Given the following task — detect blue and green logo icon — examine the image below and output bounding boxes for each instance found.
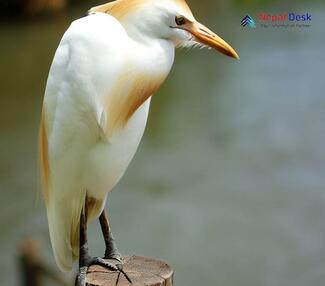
[241,15,256,28]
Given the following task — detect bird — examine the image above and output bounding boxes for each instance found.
[39,0,239,284]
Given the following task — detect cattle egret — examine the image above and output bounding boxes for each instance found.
[39,0,239,284]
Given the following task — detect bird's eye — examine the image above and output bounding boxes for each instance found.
[175,16,186,26]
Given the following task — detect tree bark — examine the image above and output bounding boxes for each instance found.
[86,256,173,286]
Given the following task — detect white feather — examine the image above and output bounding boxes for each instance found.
[43,12,174,271]
[41,0,235,273]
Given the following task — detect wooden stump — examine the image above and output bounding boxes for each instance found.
[86,256,173,286]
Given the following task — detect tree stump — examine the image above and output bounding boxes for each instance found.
[86,256,173,286]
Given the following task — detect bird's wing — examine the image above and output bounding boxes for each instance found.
[39,13,129,271]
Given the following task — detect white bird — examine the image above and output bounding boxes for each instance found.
[39,0,238,284]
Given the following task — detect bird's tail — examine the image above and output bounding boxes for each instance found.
[47,191,105,272]
[46,192,85,272]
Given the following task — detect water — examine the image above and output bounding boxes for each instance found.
[1,1,325,285]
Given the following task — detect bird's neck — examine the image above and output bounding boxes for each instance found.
[104,38,175,136]
[132,37,175,79]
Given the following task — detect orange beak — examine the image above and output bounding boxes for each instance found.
[182,21,239,59]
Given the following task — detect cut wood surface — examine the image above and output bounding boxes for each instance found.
[86,256,173,286]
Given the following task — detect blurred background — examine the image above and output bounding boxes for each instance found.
[1,0,325,285]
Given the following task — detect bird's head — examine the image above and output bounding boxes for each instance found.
[90,0,239,59]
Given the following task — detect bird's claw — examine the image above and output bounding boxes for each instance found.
[76,257,132,286]
[99,258,132,285]
[90,257,121,271]
[75,266,87,286]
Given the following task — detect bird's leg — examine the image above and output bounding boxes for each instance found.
[99,210,121,261]
[76,203,89,286]
[99,210,132,283]
[76,198,130,286]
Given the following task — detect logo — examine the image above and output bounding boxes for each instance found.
[259,12,312,22]
[241,12,312,29]
[259,12,312,28]
[241,15,256,28]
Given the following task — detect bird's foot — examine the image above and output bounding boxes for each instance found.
[76,256,132,286]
